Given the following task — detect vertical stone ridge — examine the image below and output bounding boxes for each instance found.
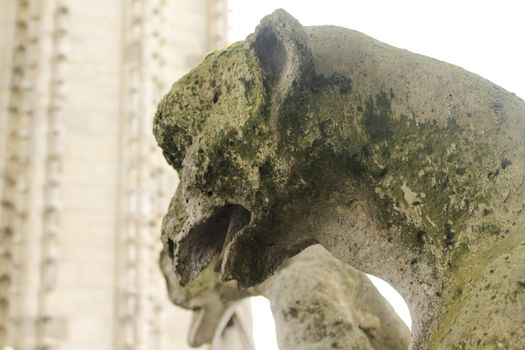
[0,0,35,347]
[116,0,166,348]
[35,0,68,347]
[145,0,170,348]
[116,1,146,347]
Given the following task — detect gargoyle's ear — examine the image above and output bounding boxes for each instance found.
[247,10,313,114]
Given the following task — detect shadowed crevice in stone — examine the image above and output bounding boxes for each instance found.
[175,204,251,285]
[167,238,175,259]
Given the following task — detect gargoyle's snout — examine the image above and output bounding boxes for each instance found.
[172,204,251,286]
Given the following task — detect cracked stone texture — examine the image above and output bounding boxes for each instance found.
[161,244,410,349]
[154,9,525,349]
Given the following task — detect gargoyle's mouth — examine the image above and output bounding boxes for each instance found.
[172,204,251,286]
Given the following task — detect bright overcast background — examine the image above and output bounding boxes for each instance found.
[227,1,525,349]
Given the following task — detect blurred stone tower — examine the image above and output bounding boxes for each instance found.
[0,1,250,350]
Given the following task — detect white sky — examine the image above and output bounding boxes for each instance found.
[228,1,525,348]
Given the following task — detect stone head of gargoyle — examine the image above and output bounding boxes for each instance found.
[154,10,326,287]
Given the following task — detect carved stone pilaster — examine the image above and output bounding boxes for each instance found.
[117,1,151,348]
[0,1,68,348]
[36,0,68,347]
[0,0,35,346]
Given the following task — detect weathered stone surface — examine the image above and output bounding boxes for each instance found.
[154,9,525,349]
[162,244,410,349]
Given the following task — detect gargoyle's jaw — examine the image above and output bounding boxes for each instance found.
[167,198,317,288]
[187,302,226,347]
[215,232,268,288]
[216,219,284,288]
[172,204,251,286]
[217,220,320,288]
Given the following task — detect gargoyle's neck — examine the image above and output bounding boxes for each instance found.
[297,181,440,343]
[301,167,522,348]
